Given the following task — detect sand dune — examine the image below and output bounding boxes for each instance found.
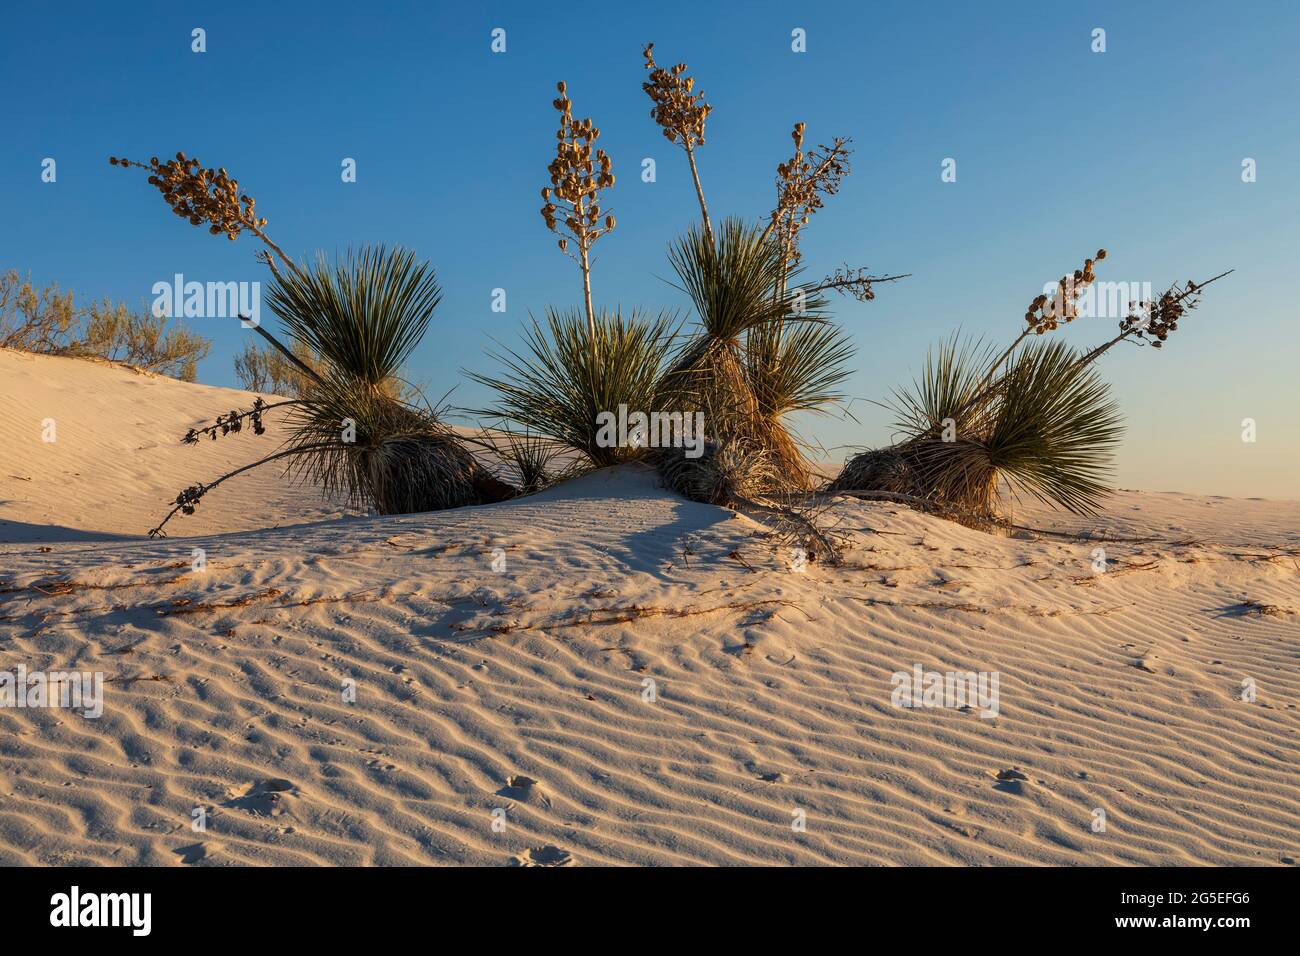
[1,351,1296,865]
[0,349,344,543]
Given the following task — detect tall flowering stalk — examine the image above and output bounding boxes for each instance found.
[638,47,907,503]
[761,124,908,305]
[763,123,850,303]
[540,82,615,337]
[1076,269,1232,367]
[967,248,1109,401]
[108,152,320,385]
[642,43,713,244]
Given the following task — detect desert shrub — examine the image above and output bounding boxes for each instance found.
[472,55,892,507]
[233,339,324,396]
[0,270,209,380]
[0,270,78,351]
[745,317,854,428]
[76,298,211,381]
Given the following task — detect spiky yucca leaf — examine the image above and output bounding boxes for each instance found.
[746,318,855,419]
[981,340,1123,512]
[494,430,574,495]
[891,339,1123,515]
[266,245,441,386]
[888,335,998,439]
[668,218,795,347]
[471,308,679,467]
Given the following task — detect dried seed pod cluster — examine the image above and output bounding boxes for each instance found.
[183,398,268,444]
[109,152,266,241]
[540,81,615,255]
[172,482,206,517]
[641,43,711,147]
[1120,278,1201,349]
[1025,248,1107,334]
[820,264,880,302]
[770,124,852,272]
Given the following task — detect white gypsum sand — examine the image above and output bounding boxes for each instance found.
[0,348,1296,866]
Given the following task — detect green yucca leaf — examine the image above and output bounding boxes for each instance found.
[470,307,679,467]
[892,337,1123,515]
[746,318,855,418]
[889,335,999,439]
[985,340,1123,513]
[668,218,815,346]
[266,245,441,386]
[492,429,575,494]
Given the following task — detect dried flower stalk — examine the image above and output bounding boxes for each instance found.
[763,123,852,300]
[109,151,321,385]
[540,82,615,336]
[970,249,1231,409]
[1077,268,1233,367]
[810,264,912,302]
[642,43,713,244]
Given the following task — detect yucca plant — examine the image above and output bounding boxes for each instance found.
[111,152,515,533]
[830,251,1229,522]
[668,218,791,354]
[265,245,440,389]
[845,338,1123,518]
[980,340,1123,512]
[471,307,678,468]
[258,245,515,514]
[745,314,855,477]
[665,218,791,430]
[149,245,512,535]
[489,429,578,495]
[276,368,481,516]
[661,217,846,494]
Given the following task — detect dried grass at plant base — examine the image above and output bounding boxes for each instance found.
[654,439,783,508]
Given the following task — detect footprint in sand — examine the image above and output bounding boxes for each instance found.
[744,761,785,783]
[223,778,298,817]
[992,767,1030,795]
[497,775,550,807]
[173,842,214,865]
[509,845,576,867]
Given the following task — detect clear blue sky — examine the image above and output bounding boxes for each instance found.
[3,0,1297,498]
